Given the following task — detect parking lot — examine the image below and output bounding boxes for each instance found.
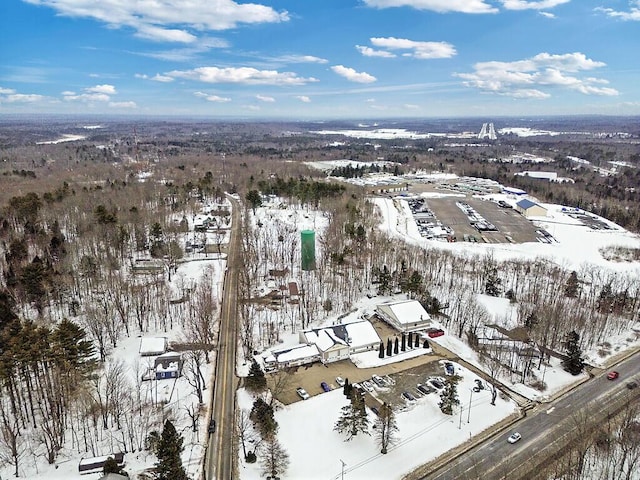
[409,193,540,244]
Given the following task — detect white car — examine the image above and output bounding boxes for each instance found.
[507,432,522,444]
[296,387,310,400]
[335,376,345,387]
[362,381,374,392]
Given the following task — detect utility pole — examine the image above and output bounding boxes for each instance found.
[340,459,347,480]
[467,389,473,423]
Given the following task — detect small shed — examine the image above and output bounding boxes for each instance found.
[515,199,547,218]
[139,337,167,356]
[154,351,183,380]
[79,453,125,474]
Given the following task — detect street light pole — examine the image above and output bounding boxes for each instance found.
[467,388,473,423]
[340,459,347,480]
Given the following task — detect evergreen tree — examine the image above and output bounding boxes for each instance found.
[405,270,423,298]
[564,271,580,298]
[245,359,267,392]
[562,330,585,375]
[438,375,461,415]
[484,266,502,297]
[386,338,392,357]
[401,334,406,352]
[103,456,127,476]
[250,397,278,438]
[414,334,420,348]
[343,379,352,398]
[408,331,413,348]
[334,389,370,441]
[245,190,262,214]
[154,420,188,480]
[393,338,399,354]
[378,341,384,359]
[375,402,399,454]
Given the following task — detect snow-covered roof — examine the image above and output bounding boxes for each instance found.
[272,344,319,363]
[343,320,381,348]
[502,186,527,195]
[303,320,380,352]
[156,361,180,373]
[377,299,430,325]
[139,337,167,355]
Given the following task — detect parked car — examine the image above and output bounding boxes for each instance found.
[444,362,455,375]
[607,371,619,380]
[428,378,445,390]
[402,391,416,402]
[321,381,331,392]
[417,383,432,395]
[335,376,345,387]
[627,381,638,390]
[362,381,374,392]
[427,328,445,338]
[208,419,216,434]
[296,387,310,400]
[507,432,522,444]
[372,374,386,388]
[474,379,485,390]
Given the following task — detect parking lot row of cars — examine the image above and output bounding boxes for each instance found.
[296,374,396,400]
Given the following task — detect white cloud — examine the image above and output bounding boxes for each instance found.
[356,45,396,58]
[539,11,556,18]
[499,0,570,10]
[63,92,111,102]
[455,52,618,98]
[194,92,232,102]
[0,92,45,103]
[296,95,311,103]
[136,37,229,61]
[164,66,317,85]
[109,101,137,108]
[256,94,275,102]
[86,84,116,94]
[24,0,289,43]
[595,5,640,21]
[362,0,498,14]
[152,74,175,82]
[369,37,457,59]
[331,65,377,83]
[275,55,329,64]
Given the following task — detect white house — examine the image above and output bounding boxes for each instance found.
[376,299,432,333]
[300,320,381,363]
[261,344,321,372]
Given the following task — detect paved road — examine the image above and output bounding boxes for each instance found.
[205,196,242,480]
[423,352,640,480]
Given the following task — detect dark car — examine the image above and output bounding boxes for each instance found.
[417,384,432,395]
[321,381,331,392]
[444,362,455,375]
[402,391,416,402]
[208,419,216,434]
[627,381,638,390]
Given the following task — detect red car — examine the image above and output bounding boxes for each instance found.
[607,371,619,380]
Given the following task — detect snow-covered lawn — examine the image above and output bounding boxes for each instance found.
[238,360,519,480]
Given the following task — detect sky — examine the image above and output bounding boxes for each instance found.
[1,0,640,118]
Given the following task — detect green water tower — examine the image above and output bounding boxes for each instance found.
[301,230,316,271]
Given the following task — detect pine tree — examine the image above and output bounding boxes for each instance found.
[401,334,406,352]
[245,359,267,392]
[334,390,370,441]
[408,331,413,348]
[562,330,585,375]
[484,265,502,297]
[378,341,384,359]
[386,338,392,356]
[393,338,399,354]
[438,375,461,415]
[564,271,580,298]
[154,420,188,480]
[343,378,351,398]
[414,334,420,348]
[375,402,399,454]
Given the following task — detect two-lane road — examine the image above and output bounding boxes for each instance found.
[205,197,242,480]
[422,352,640,480]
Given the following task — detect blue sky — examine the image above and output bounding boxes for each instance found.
[1,0,639,118]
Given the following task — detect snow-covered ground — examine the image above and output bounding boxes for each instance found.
[237,360,519,480]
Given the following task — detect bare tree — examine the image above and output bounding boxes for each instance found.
[374,402,398,454]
